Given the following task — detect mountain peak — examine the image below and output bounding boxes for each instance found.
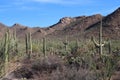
[11,23,27,29]
[13,23,23,27]
[92,14,102,17]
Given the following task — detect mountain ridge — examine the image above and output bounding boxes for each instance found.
[0,7,119,40]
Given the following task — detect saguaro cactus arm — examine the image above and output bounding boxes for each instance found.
[92,37,105,47]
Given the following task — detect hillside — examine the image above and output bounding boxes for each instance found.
[47,14,103,39]
[85,7,120,39]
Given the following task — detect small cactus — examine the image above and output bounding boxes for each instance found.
[108,40,112,54]
[25,33,29,55]
[63,36,68,51]
[29,32,32,55]
[75,39,79,49]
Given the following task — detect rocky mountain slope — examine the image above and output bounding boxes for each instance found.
[47,14,103,39]
[0,7,119,40]
[85,7,120,39]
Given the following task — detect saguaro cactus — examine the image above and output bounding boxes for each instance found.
[13,29,18,54]
[92,19,105,55]
[25,33,29,55]
[3,29,10,74]
[29,32,32,55]
[43,37,46,57]
[25,32,32,59]
[63,36,68,51]
[108,40,112,54]
[99,19,103,55]
[4,31,9,63]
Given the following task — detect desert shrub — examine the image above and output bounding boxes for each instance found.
[14,67,33,79]
[32,43,40,53]
[48,67,96,80]
[30,54,97,80]
[31,55,63,73]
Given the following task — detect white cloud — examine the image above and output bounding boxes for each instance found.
[31,0,93,5]
[33,0,61,3]
[0,0,95,12]
[31,0,60,3]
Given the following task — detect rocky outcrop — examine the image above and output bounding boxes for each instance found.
[50,17,76,30]
[60,17,75,24]
[46,14,103,39]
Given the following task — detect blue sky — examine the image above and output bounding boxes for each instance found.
[0,0,120,27]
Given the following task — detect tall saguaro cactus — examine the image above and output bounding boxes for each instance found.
[99,19,103,55]
[13,29,18,54]
[92,19,105,55]
[4,31,9,63]
[3,29,10,74]
[29,32,32,55]
[25,32,32,59]
[43,37,46,57]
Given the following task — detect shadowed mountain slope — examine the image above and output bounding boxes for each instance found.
[85,7,120,39]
